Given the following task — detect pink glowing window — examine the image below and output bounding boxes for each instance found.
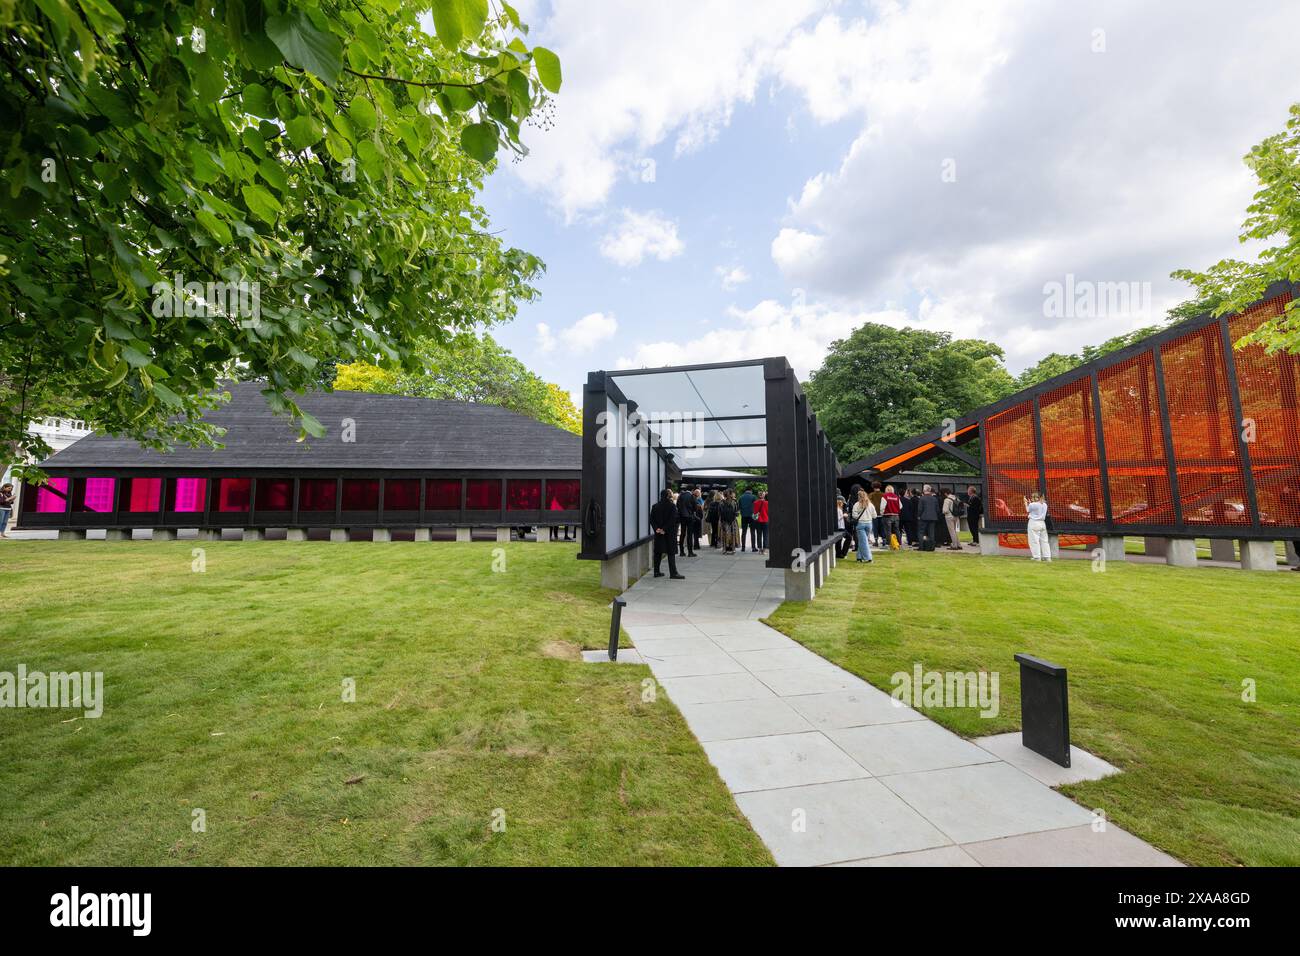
[342,479,379,511]
[426,479,461,510]
[73,477,116,513]
[384,479,420,511]
[299,479,336,512]
[506,479,541,511]
[547,479,580,511]
[255,479,292,511]
[169,478,207,512]
[217,478,251,512]
[33,477,69,513]
[125,477,163,513]
[465,479,501,510]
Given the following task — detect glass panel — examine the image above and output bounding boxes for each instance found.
[169,478,208,513]
[465,478,501,510]
[426,479,460,510]
[34,477,70,513]
[125,477,163,513]
[547,479,580,510]
[299,479,337,512]
[506,479,541,511]
[217,477,251,512]
[384,479,420,511]
[72,477,116,513]
[255,478,293,511]
[341,479,379,511]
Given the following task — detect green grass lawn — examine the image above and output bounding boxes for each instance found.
[766,548,1300,866]
[0,541,771,866]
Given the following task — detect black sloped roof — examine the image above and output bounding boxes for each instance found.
[41,382,581,471]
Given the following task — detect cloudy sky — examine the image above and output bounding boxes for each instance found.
[480,0,1300,403]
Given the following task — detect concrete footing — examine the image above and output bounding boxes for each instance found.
[104,529,131,542]
[371,528,391,542]
[414,528,432,542]
[1047,533,1061,561]
[455,527,472,543]
[243,528,265,541]
[151,528,176,541]
[1286,540,1300,568]
[1165,538,1197,567]
[812,551,824,588]
[601,552,629,591]
[784,567,814,602]
[1209,538,1236,562]
[978,532,1001,556]
[536,527,552,544]
[330,528,350,543]
[1239,539,1278,571]
[634,541,651,577]
[495,526,511,544]
[1099,535,1126,561]
[286,528,308,542]
[197,529,221,541]
[1143,536,1168,558]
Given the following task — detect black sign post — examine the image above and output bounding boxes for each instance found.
[1014,653,1070,767]
[608,597,626,661]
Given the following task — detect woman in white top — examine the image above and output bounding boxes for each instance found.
[1023,493,1051,561]
[852,488,877,563]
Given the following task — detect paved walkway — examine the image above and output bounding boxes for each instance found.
[621,547,1180,867]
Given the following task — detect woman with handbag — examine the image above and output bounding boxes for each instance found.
[851,488,876,563]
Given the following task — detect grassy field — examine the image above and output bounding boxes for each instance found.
[766,548,1300,866]
[0,540,771,866]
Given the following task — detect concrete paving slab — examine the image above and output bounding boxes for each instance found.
[730,646,839,673]
[645,651,746,678]
[710,630,793,652]
[734,779,951,867]
[677,697,814,742]
[830,846,981,867]
[657,672,776,705]
[826,721,1000,776]
[882,762,1095,844]
[757,667,869,698]
[973,732,1121,786]
[785,689,925,729]
[703,731,870,792]
[631,635,721,658]
[962,823,1183,867]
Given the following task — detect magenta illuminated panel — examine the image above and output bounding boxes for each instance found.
[170,478,208,513]
[35,477,69,513]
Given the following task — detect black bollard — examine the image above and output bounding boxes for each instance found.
[1014,653,1071,767]
[608,597,626,661]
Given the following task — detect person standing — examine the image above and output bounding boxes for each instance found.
[901,487,919,548]
[739,487,756,552]
[851,488,876,562]
[942,489,963,550]
[868,482,885,547]
[917,484,940,551]
[719,490,739,554]
[966,485,983,546]
[0,482,14,538]
[693,488,705,551]
[880,484,901,549]
[708,491,722,548]
[677,487,697,557]
[753,491,769,554]
[1024,493,1051,561]
[651,489,685,578]
[835,495,852,558]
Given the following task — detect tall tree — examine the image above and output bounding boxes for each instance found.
[334,334,581,434]
[0,0,560,469]
[804,324,1015,465]
[1170,103,1300,351]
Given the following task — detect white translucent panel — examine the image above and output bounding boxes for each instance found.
[609,363,765,421]
[622,441,636,546]
[646,416,767,449]
[638,440,651,536]
[604,396,623,553]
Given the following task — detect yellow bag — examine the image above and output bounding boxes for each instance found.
[890,533,900,550]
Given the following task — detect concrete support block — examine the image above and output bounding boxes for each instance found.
[330,528,350,543]
[57,529,87,541]
[243,528,265,542]
[1099,535,1126,561]
[286,528,308,542]
[197,528,221,541]
[784,567,814,602]
[978,533,1002,557]
[636,542,651,576]
[151,528,176,542]
[1047,533,1061,561]
[812,551,824,589]
[495,526,511,544]
[104,529,131,542]
[1239,539,1278,572]
[829,545,837,570]
[1143,536,1168,558]
[1285,540,1300,567]
[455,527,472,543]
[414,528,432,542]
[1209,538,1236,562]
[371,527,392,542]
[1165,538,1197,567]
[601,553,629,591]
[536,526,552,544]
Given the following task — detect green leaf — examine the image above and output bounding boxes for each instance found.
[430,0,488,51]
[242,83,273,117]
[347,96,376,131]
[459,122,498,163]
[284,114,324,150]
[265,9,343,85]
[194,209,232,245]
[241,184,282,224]
[532,46,561,93]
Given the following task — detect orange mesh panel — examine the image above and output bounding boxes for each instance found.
[1097,352,1175,524]
[1229,292,1300,530]
[1159,325,1249,526]
[984,401,1037,521]
[998,533,1098,549]
[1039,376,1103,523]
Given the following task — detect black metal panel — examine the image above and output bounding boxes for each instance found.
[764,358,800,569]
[1014,653,1070,767]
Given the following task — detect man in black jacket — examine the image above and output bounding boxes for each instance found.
[677,487,697,557]
[650,489,685,578]
[965,485,983,545]
[917,484,940,551]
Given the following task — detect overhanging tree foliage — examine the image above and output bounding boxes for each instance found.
[1014,326,1161,389]
[0,0,560,469]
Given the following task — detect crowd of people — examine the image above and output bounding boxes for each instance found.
[836,481,985,562]
[649,485,769,578]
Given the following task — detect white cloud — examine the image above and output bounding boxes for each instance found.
[535,322,557,353]
[599,209,684,267]
[716,265,751,290]
[564,312,619,352]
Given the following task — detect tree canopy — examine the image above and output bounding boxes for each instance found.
[1014,326,1161,389]
[0,0,560,468]
[1171,103,1300,352]
[334,333,580,434]
[803,324,1015,466]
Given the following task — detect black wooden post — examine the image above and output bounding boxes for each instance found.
[1014,653,1070,767]
[608,597,626,661]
